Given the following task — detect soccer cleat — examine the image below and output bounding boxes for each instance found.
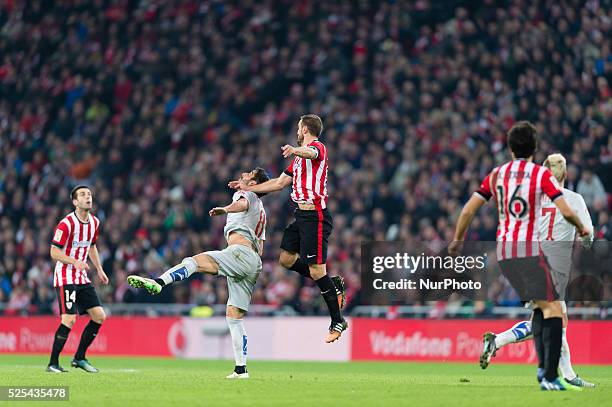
[537,368,545,383]
[325,319,348,343]
[565,376,595,388]
[46,364,68,373]
[71,358,99,373]
[331,275,346,309]
[479,332,497,369]
[127,275,162,295]
[226,372,250,379]
[540,377,582,391]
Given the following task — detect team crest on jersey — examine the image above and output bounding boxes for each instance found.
[66,302,73,310]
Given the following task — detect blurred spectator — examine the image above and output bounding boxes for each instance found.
[577,168,608,210]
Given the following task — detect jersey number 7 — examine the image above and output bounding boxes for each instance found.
[542,207,556,240]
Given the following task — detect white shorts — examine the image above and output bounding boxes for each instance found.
[205,244,262,311]
[541,242,573,301]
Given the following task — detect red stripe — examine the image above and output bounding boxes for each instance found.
[92,216,99,245]
[316,208,324,264]
[316,146,327,209]
[291,158,299,201]
[526,165,541,257]
[62,216,76,286]
[255,211,265,237]
[83,221,91,261]
[82,220,92,284]
[74,221,84,284]
[511,161,527,258]
[500,163,512,259]
[59,287,66,314]
[312,161,320,209]
[300,158,308,201]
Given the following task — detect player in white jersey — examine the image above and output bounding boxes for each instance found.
[127,168,269,379]
[47,185,109,373]
[480,154,595,387]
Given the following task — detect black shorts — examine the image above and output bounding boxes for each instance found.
[280,208,333,264]
[56,283,102,315]
[498,255,559,302]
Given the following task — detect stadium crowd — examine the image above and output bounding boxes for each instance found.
[0,0,610,316]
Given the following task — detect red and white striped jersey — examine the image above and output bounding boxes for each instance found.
[474,159,562,259]
[283,140,329,209]
[50,211,100,287]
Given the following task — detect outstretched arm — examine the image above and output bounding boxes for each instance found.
[228,173,292,195]
[209,197,249,216]
[281,144,318,159]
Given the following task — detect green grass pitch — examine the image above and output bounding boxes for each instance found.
[0,355,609,406]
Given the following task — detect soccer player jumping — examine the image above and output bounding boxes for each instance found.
[229,114,348,343]
[127,168,269,379]
[480,153,595,388]
[449,122,590,391]
[48,186,109,373]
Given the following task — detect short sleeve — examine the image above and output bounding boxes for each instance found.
[541,168,563,201]
[474,173,492,201]
[232,191,250,202]
[309,141,325,161]
[232,191,250,211]
[91,217,100,245]
[51,221,70,248]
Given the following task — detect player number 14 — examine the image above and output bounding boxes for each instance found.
[65,290,76,302]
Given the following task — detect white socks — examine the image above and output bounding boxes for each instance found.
[226,317,247,367]
[158,257,198,285]
[494,320,532,348]
[559,327,577,380]
[494,321,577,380]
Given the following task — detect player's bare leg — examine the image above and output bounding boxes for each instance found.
[281,249,346,308]
[71,306,105,373]
[307,263,348,343]
[127,253,219,294]
[225,305,249,379]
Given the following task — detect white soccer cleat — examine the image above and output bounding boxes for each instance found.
[226,371,250,379]
[565,376,595,388]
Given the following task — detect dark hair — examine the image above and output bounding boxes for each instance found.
[70,185,91,201]
[507,121,537,159]
[300,114,323,137]
[252,167,270,197]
